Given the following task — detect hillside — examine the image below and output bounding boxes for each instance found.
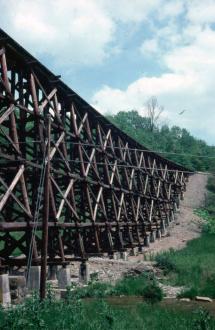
[106,111,215,172]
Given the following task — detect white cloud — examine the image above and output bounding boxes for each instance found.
[0,0,115,67]
[103,0,163,23]
[186,0,215,25]
[140,39,159,54]
[92,20,215,144]
[158,0,184,20]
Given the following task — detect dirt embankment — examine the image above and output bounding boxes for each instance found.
[143,173,208,255]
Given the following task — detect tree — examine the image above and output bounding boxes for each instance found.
[146,96,163,132]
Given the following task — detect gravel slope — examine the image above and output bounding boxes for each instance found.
[143,173,208,255]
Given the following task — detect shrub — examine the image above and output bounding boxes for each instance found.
[141,282,163,304]
[155,251,177,274]
[178,287,198,300]
[195,209,215,234]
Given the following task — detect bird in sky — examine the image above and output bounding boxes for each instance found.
[178,109,187,115]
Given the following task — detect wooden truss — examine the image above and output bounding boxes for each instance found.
[0,29,191,268]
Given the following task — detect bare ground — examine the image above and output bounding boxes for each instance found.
[142,173,208,255]
[70,173,208,296]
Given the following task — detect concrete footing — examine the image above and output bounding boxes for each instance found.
[120,251,128,261]
[79,262,90,284]
[27,266,41,291]
[150,231,156,243]
[48,265,58,281]
[0,273,11,307]
[170,211,175,221]
[109,252,120,260]
[144,235,150,247]
[130,247,139,256]
[138,246,144,253]
[165,216,170,226]
[113,252,121,260]
[57,266,71,289]
[160,221,166,235]
[156,229,161,239]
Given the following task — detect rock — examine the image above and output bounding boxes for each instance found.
[179,298,191,302]
[195,296,213,302]
[9,276,26,290]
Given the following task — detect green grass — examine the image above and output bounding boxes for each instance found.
[155,233,215,298]
[1,294,215,330]
[71,273,163,303]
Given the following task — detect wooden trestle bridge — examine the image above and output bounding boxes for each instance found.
[0,29,191,276]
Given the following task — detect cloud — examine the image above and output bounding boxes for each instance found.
[0,0,115,67]
[103,0,163,23]
[186,0,215,25]
[140,39,159,54]
[92,17,215,144]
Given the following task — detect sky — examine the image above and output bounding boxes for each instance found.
[0,0,215,145]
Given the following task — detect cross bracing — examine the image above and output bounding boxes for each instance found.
[0,29,192,269]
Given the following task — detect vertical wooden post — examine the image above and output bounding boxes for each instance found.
[40,114,51,300]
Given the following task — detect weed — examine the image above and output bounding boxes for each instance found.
[155,250,177,274]
[178,287,198,299]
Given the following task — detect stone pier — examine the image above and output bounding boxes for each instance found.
[57,266,71,289]
[150,231,156,243]
[79,261,90,284]
[144,235,150,247]
[0,273,11,307]
[27,266,41,291]
[48,265,58,281]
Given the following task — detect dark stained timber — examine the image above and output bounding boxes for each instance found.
[0,29,192,268]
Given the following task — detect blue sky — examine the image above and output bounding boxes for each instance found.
[1,0,215,145]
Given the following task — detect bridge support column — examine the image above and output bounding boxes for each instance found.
[110,252,120,260]
[114,252,121,260]
[27,266,41,291]
[156,229,161,239]
[120,251,128,261]
[79,261,90,284]
[48,265,58,281]
[150,231,156,243]
[170,211,175,222]
[0,273,11,307]
[57,266,71,289]
[138,246,144,253]
[165,215,170,226]
[144,235,150,247]
[160,220,166,236]
[130,247,138,256]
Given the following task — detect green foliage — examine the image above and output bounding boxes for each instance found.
[113,273,163,302]
[155,233,215,298]
[106,111,215,172]
[178,287,198,299]
[196,209,215,234]
[155,249,178,274]
[141,282,163,304]
[205,175,215,217]
[195,175,215,234]
[72,282,114,299]
[1,294,215,330]
[193,309,214,330]
[71,273,163,303]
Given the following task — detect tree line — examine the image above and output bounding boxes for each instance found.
[106,110,215,172]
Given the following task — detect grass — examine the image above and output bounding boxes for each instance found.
[72,273,163,303]
[155,174,215,299]
[1,293,215,330]
[155,232,215,298]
